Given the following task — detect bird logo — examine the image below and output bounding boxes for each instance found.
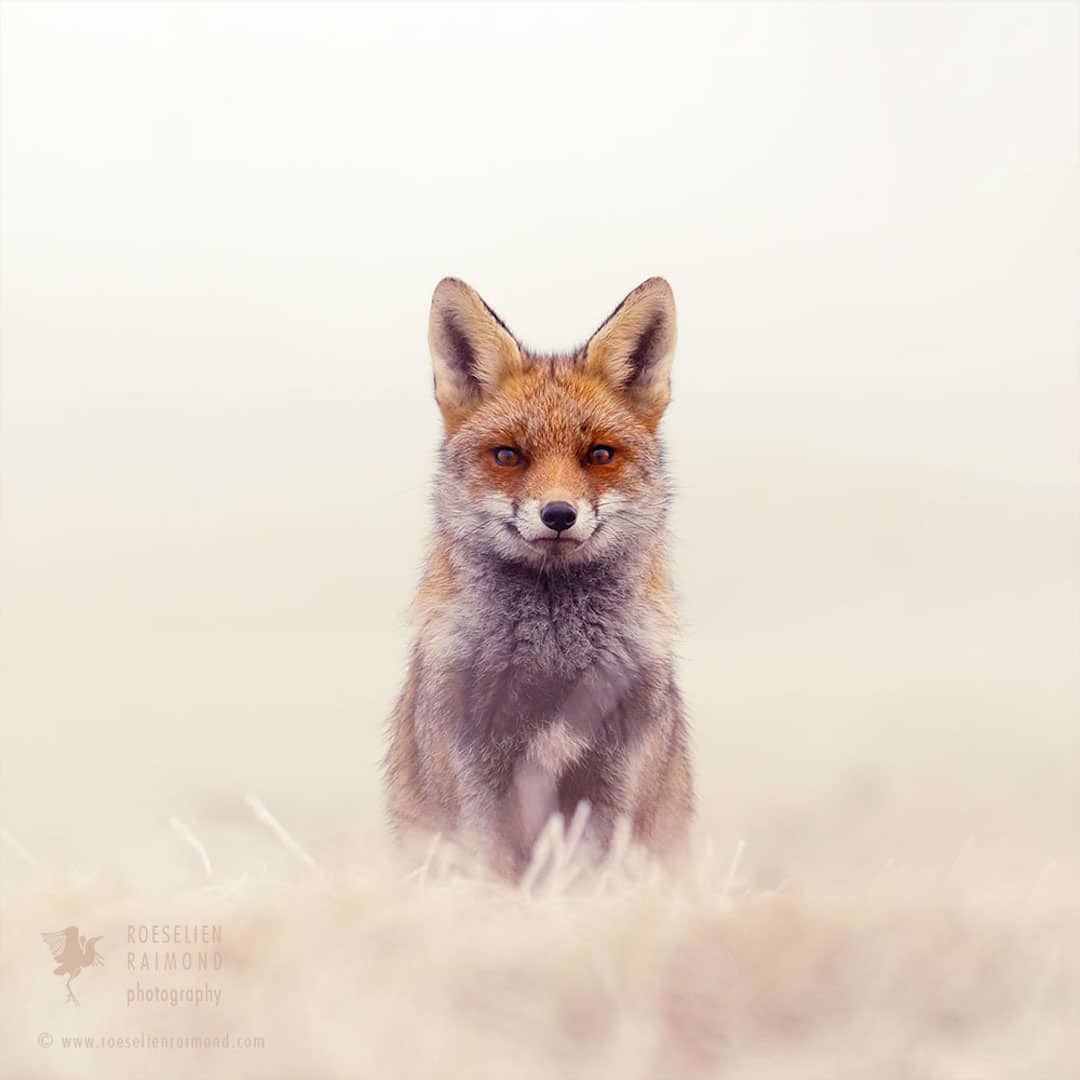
[41,926,104,1005]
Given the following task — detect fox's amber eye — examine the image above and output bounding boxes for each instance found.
[493,446,521,467]
[587,445,615,466]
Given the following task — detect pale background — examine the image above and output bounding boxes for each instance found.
[2,1,1078,885]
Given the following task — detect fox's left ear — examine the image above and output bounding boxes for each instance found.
[429,278,524,428]
[584,277,677,420]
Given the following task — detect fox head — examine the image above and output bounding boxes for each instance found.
[428,277,677,570]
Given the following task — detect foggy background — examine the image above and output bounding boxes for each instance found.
[1,1,1078,884]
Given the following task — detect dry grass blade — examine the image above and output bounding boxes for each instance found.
[245,794,331,889]
[168,815,214,880]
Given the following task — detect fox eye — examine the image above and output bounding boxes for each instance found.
[493,446,522,467]
[587,445,615,466]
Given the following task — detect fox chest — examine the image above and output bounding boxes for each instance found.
[447,585,640,740]
[477,577,627,670]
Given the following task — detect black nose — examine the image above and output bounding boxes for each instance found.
[540,501,577,533]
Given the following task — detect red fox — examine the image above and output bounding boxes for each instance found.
[385,277,693,877]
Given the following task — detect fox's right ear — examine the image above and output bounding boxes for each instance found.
[429,278,523,427]
[584,277,677,423]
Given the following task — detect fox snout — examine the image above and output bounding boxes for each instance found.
[539,501,577,533]
[512,495,598,550]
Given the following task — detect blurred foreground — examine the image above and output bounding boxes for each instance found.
[2,767,1078,1080]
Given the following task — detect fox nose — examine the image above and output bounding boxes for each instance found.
[540,501,577,533]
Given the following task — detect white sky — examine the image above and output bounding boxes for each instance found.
[1,2,1077,844]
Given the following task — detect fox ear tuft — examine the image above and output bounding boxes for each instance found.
[584,277,677,418]
[429,278,523,425]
